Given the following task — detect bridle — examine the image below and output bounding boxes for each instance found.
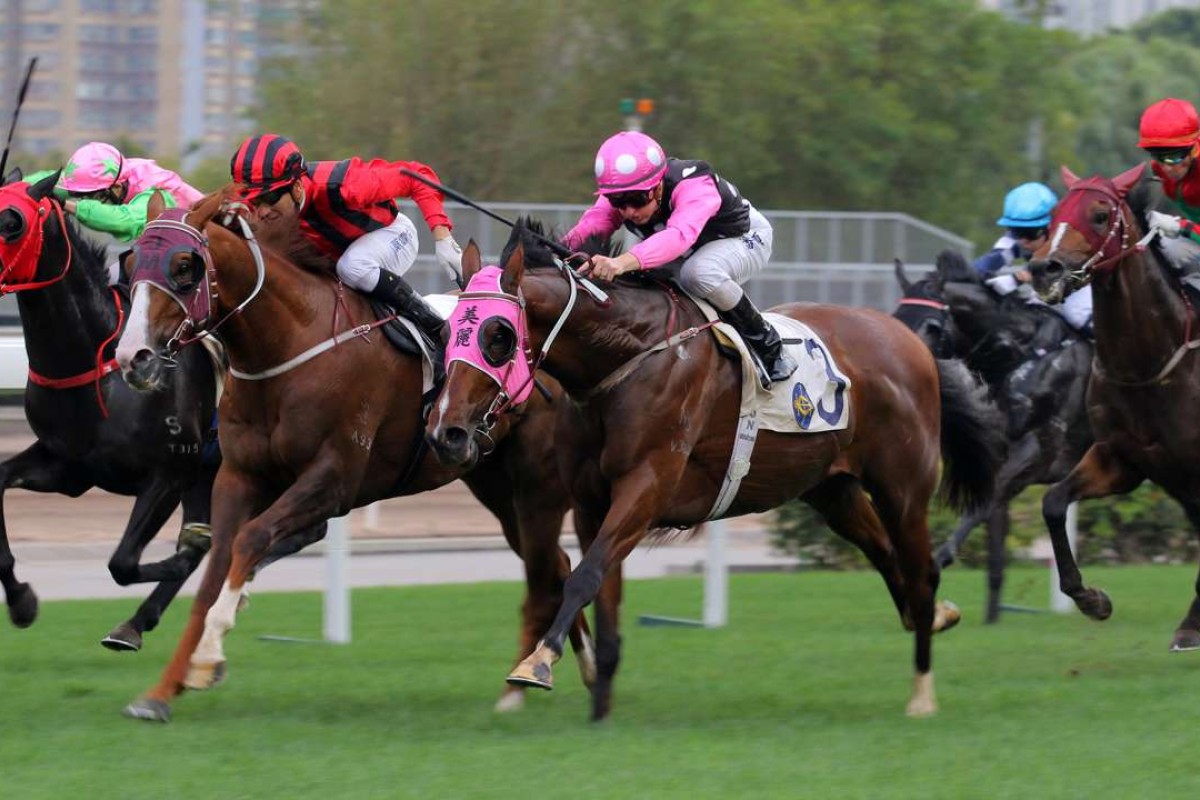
[1047,183,1157,291]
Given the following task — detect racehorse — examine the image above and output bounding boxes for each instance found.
[893,253,1093,622]
[1029,163,1200,650]
[0,172,220,651]
[427,220,1005,719]
[115,190,593,722]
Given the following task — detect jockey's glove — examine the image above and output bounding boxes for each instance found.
[435,235,464,288]
[985,274,1019,296]
[1148,210,1186,238]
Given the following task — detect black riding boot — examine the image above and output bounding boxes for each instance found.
[720,295,798,389]
[370,271,446,388]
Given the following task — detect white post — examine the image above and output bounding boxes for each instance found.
[363,501,381,531]
[702,520,728,628]
[1050,502,1079,613]
[323,515,351,643]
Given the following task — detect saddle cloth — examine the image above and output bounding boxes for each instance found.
[692,298,852,434]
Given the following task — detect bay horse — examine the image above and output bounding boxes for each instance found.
[1028,163,1200,650]
[427,220,1005,720]
[893,253,1093,622]
[0,172,219,651]
[115,190,593,722]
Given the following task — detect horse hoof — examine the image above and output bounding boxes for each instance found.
[123,697,171,723]
[1170,629,1200,652]
[934,545,956,570]
[575,634,598,689]
[184,660,227,691]
[905,672,938,718]
[1077,588,1113,621]
[934,600,961,633]
[494,690,526,713]
[507,660,554,690]
[906,696,939,718]
[7,582,38,628]
[100,622,143,652]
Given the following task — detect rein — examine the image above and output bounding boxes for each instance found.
[26,288,124,416]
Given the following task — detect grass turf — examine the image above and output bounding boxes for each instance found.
[1,565,1198,798]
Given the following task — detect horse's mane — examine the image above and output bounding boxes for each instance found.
[58,204,112,284]
[502,218,561,270]
[936,249,979,285]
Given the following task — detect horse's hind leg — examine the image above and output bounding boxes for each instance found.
[984,505,1009,625]
[1168,501,1200,652]
[0,443,90,628]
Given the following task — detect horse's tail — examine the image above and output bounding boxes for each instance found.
[936,358,1005,513]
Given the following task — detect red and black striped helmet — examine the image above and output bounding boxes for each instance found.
[230,134,305,200]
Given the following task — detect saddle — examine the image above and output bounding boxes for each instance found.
[367,294,457,400]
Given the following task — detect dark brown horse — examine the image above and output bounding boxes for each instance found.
[427,220,1004,720]
[114,191,592,722]
[1029,163,1200,650]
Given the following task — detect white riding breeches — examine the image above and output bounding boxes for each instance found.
[336,214,420,292]
[652,205,773,312]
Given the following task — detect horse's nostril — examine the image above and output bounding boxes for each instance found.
[131,350,155,372]
[442,426,468,448]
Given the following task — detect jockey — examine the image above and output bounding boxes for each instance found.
[978,182,1093,336]
[563,131,797,387]
[229,134,459,350]
[1138,97,1200,302]
[27,141,204,283]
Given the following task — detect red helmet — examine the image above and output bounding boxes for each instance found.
[1138,98,1200,148]
[230,134,305,200]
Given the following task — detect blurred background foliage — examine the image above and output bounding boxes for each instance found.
[190,1,1200,248]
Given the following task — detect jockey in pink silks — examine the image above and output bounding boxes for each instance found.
[26,142,204,284]
[563,131,796,386]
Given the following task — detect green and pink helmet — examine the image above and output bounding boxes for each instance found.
[60,142,124,194]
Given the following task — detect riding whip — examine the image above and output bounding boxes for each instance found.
[398,167,574,260]
[0,57,38,182]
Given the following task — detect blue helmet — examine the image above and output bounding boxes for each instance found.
[997,182,1058,228]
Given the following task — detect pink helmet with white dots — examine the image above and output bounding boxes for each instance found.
[593,131,667,194]
[61,142,125,193]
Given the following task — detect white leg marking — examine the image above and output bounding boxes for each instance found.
[193,581,242,665]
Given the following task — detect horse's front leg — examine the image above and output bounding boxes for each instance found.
[0,442,91,628]
[103,468,217,652]
[1168,501,1200,652]
[1043,443,1142,620]
[186,455,355,691]
[507,463,671,712]
[124,468,263,723]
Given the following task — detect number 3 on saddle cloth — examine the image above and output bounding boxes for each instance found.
[695,297,852,520]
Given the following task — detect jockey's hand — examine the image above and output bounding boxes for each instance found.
[579,254,637,282]
[1148,210,1185,238]
[434,234,464,288]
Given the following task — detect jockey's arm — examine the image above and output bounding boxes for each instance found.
[562,196,622,251]
[71,188,177,242]
[626,177,722,269]
[343,158,453,233]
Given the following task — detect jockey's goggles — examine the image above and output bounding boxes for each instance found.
[1149,147,1193,166]
[249,185,291,207]
[68,184,123,205]
[607,189,654,210]
[1010,226,1048,242]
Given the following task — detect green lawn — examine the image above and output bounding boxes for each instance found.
[1,565,1198,798]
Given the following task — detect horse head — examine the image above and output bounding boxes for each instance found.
[116,187,251,390]
[1028,163,1145,305]
[893,256,958,358]
[0,171,67,292]
[426,234,535,469]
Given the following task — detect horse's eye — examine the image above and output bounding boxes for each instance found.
[1,210,26,244]
[1093,208,1110,226]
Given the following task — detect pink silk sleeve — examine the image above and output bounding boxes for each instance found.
[562,196,623,250]
[627,177,722,269]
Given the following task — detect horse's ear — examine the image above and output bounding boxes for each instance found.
[1113,162,1146,198]
[3,167,22,187]
[462,239,482,286]
[28,169,59,201]
[894,258,912,292]
[1060,165,1081,189]
[146,189,167,223]
[500,240,525,293]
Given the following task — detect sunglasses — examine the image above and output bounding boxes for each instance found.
[1150,148,1192,166]
[607,189,654,210]
[252,186,291,207]
[1011,227,1048,242]
[70,187,122,205]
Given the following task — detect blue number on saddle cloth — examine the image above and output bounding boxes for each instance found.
[805,338,848,426]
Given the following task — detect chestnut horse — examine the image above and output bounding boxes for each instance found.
[115,191,592,722]
[427,221,1004,720]
[1029,164,1200,650]
[0,173,219,651]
